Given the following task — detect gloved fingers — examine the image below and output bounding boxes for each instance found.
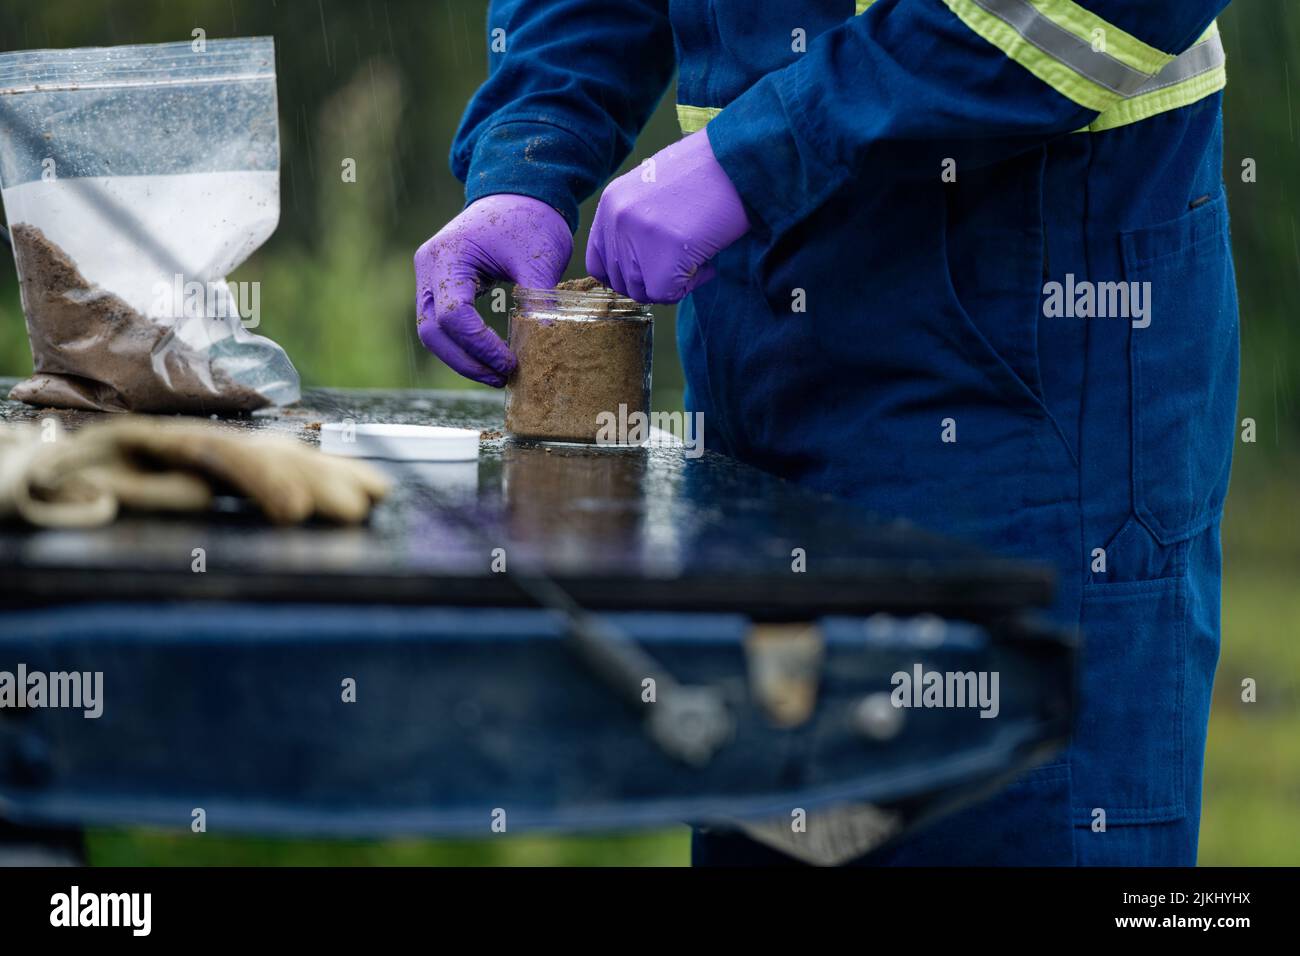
[589,226,632,301]
[609,256,641,303]
[414,234,499,374]
[14,469,117,528]
[418,195,571,293]
[318,454,392,502]
[585,199,613,288]
[108,419,391,523]
[276,441,390,524]
[85,463,212,512]
[43,419,226,514]
[0,429,38,523]
[220,434,321,524]
[1,422,117,527]
[511,255,568,293]
[586,196,650,303]
[413,244,515,383]
[598,226,644,300]
[31,423,127,476]
[3,418,389,527]
[115,426,316,525]
[583,128,749,306]
[300,464,371,523]
[618,267,649,306]
[585,248,611,291]
[506,231,571,293]
[417,312,509,388]
[415,215,559,386]
[413,247,474,320]
[296,460,373,524]
[253,436,396,524]
[434,302,517,383]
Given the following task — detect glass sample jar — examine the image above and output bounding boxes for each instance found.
[505,284,653,444]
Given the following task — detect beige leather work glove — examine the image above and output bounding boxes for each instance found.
[0,417,391,528]
[0,424,116,527]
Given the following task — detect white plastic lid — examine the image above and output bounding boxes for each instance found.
[319,423,481,461]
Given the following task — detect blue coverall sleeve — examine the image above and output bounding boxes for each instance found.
[450,0,675,232]
[706,0,1231,236]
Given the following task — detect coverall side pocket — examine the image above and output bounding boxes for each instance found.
[942,151,1049,413]
[1073,576,1186,825]
[1123,190,1238,546]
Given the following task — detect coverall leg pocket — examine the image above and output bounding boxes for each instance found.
[1123,189,1238,547]
[1073,577,1187,832]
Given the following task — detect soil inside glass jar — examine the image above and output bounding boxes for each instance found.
[505,279,651,443]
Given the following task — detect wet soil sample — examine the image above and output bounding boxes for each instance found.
[504,278,652,443]
[8,224,267,414]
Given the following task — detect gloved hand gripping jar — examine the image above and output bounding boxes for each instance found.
[505,282,653,444]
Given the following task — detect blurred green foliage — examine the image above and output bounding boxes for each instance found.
[1219,3,1300,464]
[0,1,1295,866]
[89,827,690,867]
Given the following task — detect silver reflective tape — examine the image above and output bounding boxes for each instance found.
[969,0,1154,96]
[1132,29,1224,97]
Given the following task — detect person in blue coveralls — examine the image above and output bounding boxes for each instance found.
[413,0,1239,866]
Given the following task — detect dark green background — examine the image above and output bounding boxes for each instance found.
[0,1,1295,865]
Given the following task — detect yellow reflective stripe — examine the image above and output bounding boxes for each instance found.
[855,0,876,14]
[678,72,1226,135]
[1084,61,1225,132]
[942,0,1120,111]
[1023,0,1171,77]
[676,15,1221,136]
[677,103,721,134]
[1080,22,1225,132]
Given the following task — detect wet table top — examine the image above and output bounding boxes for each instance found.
[0,385,1053,619]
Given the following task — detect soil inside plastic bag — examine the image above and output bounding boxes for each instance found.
[8,224,266,414]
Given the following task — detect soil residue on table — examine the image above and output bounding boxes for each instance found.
[504,278,650,443]
[7,223,268,414]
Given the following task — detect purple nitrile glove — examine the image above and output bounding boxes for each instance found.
[415,194,572,387]
[586,129,750,305]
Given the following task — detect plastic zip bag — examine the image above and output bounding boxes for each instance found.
[0,37,300,413]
